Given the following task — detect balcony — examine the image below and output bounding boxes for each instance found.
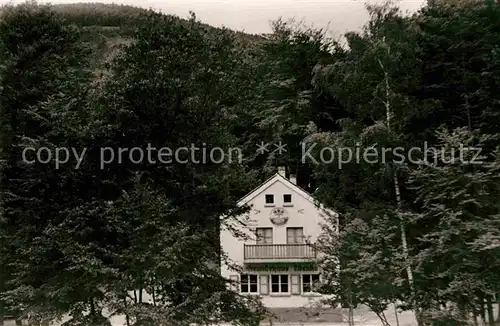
[243,244,316,262]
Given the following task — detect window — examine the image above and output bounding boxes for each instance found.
[271,274,289,293]
[302,274,320,293]
[265,194,274,204]
[287,227,304,244]
[256,228,273,244]
[284,194,292,203]
[240,274,258,293]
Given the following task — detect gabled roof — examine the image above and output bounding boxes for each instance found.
[237,172,338,217]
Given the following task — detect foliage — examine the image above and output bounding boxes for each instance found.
[407,127,500,323]
[1,0,500,325]
[0,3,264,325]
[309,1,500,325]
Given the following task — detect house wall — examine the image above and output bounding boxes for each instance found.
[220,176,334,308]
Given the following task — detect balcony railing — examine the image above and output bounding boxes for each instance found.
[244,244,316,260]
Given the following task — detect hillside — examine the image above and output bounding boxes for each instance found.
[52,2,265,39]
[37,3,265,75]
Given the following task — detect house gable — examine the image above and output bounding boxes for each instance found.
[237,173,337,219]
[228,172,338,247]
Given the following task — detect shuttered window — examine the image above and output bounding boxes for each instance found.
[271,274,289,293]
[240,274,258,293]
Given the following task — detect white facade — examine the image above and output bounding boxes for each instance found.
[220,167,338,309]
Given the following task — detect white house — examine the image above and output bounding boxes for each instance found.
[220,167,341,323]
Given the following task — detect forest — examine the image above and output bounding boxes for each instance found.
[0,0,499,325]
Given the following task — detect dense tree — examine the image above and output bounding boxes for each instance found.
[229,18,337,189]
[309,1,500,325]
[2,0,500,325]
[0,2,95,323]
[408,127,500,325]
[0,3,264,325]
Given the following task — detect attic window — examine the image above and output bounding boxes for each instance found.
[265,194,274,204]
[284,194,292,203]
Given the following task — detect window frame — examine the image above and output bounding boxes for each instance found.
[256,227,273,244]
[240,274,259,294]
[283,194,292,203]
[270,274,290,294]
[301,274,320,294]
[265,194,274,204]
[286,227,304,244]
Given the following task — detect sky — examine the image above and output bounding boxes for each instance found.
[4,0,426,36]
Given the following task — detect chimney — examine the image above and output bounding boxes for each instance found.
[289,174,297,185]
[278,166,286,177]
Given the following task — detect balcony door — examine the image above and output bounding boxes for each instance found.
[256,228,273,258]
[256,228,273,244]
[287,227,304,244]
[287,227,304,257]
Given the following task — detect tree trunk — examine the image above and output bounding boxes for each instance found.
[480,296,487,326]
[348,285,355,326]
[394,301,400,326]
[348,305,354,326]
[0,296,3,326]
[496,292,500,322]
[0,269,4,326]
[458,301,468,325]
[124,296,131,326]
[486,296,494,326]
[374,310,391,326]
[393,175,414,296]
[90,298,95,316]
[378,56,420,326]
